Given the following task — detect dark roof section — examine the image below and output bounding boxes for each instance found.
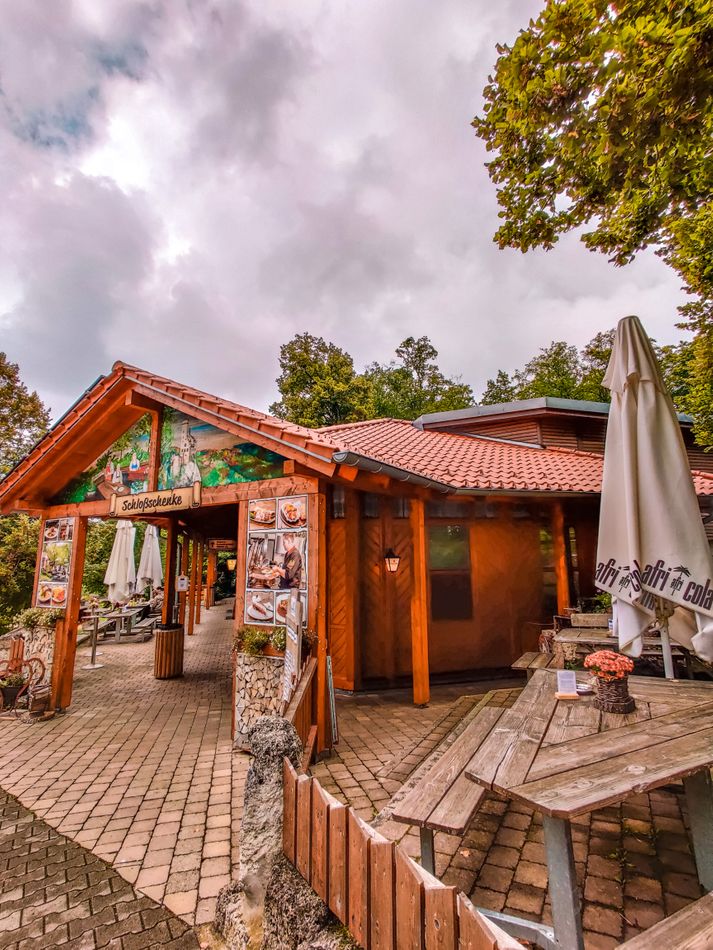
[415,397,695,429]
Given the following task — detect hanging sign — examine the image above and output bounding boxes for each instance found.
[208,539,234,551]
[176,574,189,592]
[110,482,201,516]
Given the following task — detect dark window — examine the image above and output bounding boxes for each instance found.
[567,525,580,603]
[426,500,472,518]
[539,527,558,618]
[392,497,410,519]
[427,523,473,621]
[331,486,345,519]
[362,493,380,518]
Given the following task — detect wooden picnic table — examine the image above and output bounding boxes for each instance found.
[464,669,713,950]
[104,607,143,642]
[391,691,503,874]
[554,627,691,676]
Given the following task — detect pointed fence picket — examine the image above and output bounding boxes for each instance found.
[282,759,519,950]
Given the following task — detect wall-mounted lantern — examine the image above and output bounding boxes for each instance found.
[384,548,401,573]
[226,558,237,571]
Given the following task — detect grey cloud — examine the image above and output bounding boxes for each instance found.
[0,0,688,422]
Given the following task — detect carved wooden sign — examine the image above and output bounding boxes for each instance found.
[109,482,201,517]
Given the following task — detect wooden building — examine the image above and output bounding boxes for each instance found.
[1,365,711,752]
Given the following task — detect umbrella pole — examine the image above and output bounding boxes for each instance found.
[656,598,675,679]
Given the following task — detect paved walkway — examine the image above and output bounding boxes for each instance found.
[312,684,705,949]
[0,606,245,928]
[0,789,199,949]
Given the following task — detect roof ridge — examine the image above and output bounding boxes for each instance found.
[318,417,400,432]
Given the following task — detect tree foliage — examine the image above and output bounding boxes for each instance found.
[0,353,50,478]
[271,334,473,425]
[269,333,374,427]
[365,336,473,419]
[474,0,713,446]
[0,515,40,634]
[481,328,696,412]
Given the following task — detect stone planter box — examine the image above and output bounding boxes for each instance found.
[234,652,284,742]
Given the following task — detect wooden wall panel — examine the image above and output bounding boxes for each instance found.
[427,512,545,674]
[360,517,388,682]
[327,490,359,690]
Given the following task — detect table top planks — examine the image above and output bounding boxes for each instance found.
[465,669,713,819]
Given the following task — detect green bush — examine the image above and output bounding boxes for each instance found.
[271,627,286,652]
[0,672,27,688]
[13,606,65,632]
[237,625,272,655]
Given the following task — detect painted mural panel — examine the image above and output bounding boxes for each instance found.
[53,416,152,504]
[158,408,285,490]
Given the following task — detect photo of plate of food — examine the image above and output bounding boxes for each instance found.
[44,522,60,541]
[51,584,68,607]
[246,592,274,623]
[278,496,307,528]
[249,499,276,527]
[37,582,53,605]
[275,592,290,624]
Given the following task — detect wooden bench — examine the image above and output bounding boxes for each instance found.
[618,892,713,948]
[511,651,560,679]
[127,617,156,642]
[391,692,506,873]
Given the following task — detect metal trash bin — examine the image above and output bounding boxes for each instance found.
[154,623,184,679]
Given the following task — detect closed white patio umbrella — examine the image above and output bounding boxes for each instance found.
[104,519,136,605]
[596,315,713,673]
[137,524,163,592]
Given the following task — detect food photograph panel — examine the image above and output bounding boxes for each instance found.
[274,531,307,591]
[246,532,278,589]
[39,541,72,582]
[248,498,277,529]
[36,581,68,608]
[245,590,275,625]
[275,590,306,627]
[278,495,307,529]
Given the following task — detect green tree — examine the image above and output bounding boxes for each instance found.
[0,515,40,633]
[481,369,518,405]
[516,341,582,399]
[474,0,713,446]
[578,330,616,403]
[270,333,374,427]
[0,353,50,477]
[366,336,474,419]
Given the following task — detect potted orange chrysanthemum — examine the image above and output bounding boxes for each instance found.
[584,650,635,713]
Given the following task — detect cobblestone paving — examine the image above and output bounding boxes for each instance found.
[0,606,246,927]
[313,685,705,949]
[0,789,199,949]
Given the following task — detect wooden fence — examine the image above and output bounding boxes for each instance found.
[285,657,318,771]
[283,760,518,950]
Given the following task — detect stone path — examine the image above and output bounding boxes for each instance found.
[312,684,705,949]
[0,606,246,927]
[0,788,199,949]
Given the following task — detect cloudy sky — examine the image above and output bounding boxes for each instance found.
[1,0,688,420]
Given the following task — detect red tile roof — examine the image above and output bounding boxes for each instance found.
[321,418,713,496]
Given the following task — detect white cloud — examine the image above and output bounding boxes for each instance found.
[0,0,688,419]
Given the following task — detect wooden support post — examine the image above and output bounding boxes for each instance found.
[309,490,329,753]
[162,519,178,625]
[178,534,190,626]
[188,537,199,636]
[147,407,162,491]
[206,549,217,607]
[51,516,88,710]
[195,541,204,623]
[409,498,430,706]
[551,501,571,614]
[233,503,248,634]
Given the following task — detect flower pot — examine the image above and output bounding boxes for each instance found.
[1,685,23,709]
[262,644,284,658]
[594,675,635,714]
